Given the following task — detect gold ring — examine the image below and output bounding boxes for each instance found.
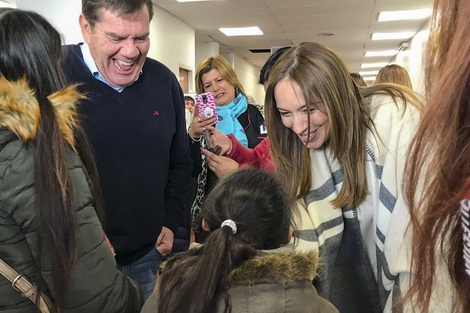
[198,117,201,122]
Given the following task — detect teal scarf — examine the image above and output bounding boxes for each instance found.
[216,93,248,147]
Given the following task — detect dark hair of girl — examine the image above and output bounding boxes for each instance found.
[0,10,104,312]
[158,169,294,313]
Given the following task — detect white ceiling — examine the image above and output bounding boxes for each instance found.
[152,0,434,72]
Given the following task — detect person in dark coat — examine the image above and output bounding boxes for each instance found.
[0,9,142,312]
[62,0,192,300]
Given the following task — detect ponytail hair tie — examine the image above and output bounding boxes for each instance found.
[221,219,237,234]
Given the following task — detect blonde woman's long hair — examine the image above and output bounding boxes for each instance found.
[375,64,413,90]
[195,55,246,99]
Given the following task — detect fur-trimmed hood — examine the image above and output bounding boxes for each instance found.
[229,245,319,285]
[0,76,84,149]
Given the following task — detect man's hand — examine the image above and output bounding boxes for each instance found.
[203,149,239,179]
[156,226,174,256]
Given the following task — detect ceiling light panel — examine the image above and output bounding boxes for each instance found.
[219,27,263,36]
[378,8,432,21]
[0,0,15,8]
[372,32,415,40]
[365,50,398,57]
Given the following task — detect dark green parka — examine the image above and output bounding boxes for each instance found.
[0,78,143,312]
[142,244,339,313]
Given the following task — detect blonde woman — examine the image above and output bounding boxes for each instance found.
[188,56,266,239]
[375,64,413,90]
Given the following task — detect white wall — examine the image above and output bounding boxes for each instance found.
[394,20,430,96]
[233,54,264,106]
[195,42,219,73]
[149,6,195,91]
[220,53,234,67]
[16,0,82,44]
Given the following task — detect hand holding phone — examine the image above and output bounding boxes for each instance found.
[203,129,221,154]
[195,92,218,124]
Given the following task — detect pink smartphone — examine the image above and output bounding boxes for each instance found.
[195,92,218,124]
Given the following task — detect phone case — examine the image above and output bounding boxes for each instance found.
[195,92,218,124]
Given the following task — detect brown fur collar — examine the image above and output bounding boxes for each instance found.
[228,248,319,285]
[0,77,84,149]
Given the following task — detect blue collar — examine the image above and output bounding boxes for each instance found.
[80,43,143,93]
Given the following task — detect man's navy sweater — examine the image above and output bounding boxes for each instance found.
[63,44,192,265]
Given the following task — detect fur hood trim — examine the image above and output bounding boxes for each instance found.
[0,77,84,149]
[228,250,319,285]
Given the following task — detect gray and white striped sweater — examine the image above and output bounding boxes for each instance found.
[293,95,419,313]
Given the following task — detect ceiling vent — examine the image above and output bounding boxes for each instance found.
[249,49,271,53]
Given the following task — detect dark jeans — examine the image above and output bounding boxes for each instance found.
[119,247,165,301]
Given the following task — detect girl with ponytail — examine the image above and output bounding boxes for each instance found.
[142,169,338,313]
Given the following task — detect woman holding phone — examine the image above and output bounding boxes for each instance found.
[187,55,266,239]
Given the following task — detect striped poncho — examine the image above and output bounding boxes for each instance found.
[293,95,419,313]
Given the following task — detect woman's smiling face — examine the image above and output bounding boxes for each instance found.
[201,68,236,106]
[274,78,329,149]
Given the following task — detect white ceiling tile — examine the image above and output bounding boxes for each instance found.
[271,3,374,17]
[152,0,434,71]
[265,0,374,8]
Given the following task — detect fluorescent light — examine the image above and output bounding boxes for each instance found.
[361,62,389,68]
[359,70,379,76]
[219,27,263,36]
[0,1,15,8]
[365,50,398,57]
[372,32,415,40]
[378,8,432,21]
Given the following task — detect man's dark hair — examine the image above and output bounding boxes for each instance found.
[82,0,154,28]
[259,46,291,85]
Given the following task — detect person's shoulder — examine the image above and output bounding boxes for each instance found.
[64,43,81,52]
[246,102,263,116]
[370,94,400,108]
[63,44,83,61]
[374,92,420,117]
[143,57,175,77]
[0,130,26,166]
[369,94,412,121]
